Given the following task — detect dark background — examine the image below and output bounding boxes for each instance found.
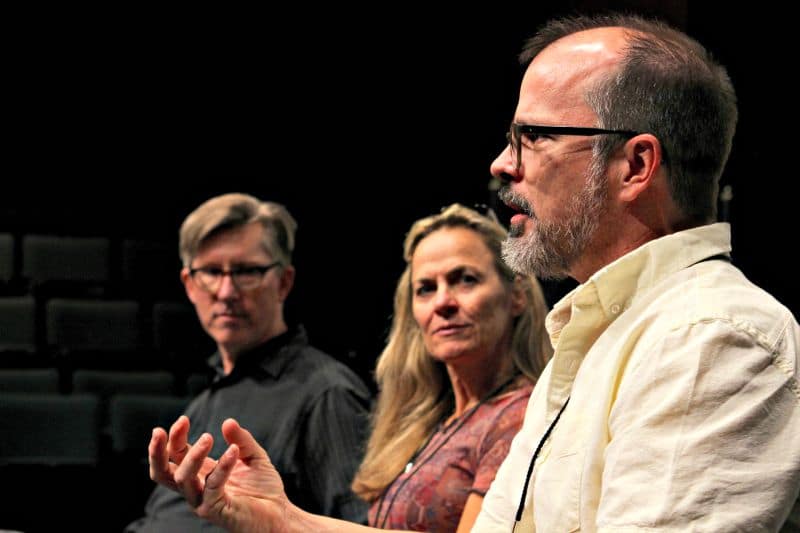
[1,2,798,531]
[4,1,797,383]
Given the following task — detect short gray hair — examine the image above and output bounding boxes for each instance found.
[521,14,738,225]
[178,193,297,267]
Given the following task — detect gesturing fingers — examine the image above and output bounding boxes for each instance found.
[149,427,177,489]
[196,444,240,519]
[166,415,192,464]
[173,432,215,507]
[221,418,267,462]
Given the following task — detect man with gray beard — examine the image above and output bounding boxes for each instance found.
[475,13,800,533]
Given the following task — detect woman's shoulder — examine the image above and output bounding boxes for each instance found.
[480,378,533,421]
[470,380,532,458]
[493,377,534,405]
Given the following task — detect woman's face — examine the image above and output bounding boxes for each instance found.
[410,226,524,367]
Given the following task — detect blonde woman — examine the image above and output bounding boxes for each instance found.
[148,204,552,533]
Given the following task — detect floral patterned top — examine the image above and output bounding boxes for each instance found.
[368,383,533,532]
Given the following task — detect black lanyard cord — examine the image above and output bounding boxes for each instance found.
[514,396,570,523]
[511,252,728,527]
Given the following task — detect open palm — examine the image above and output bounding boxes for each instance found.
[149,416,287,533]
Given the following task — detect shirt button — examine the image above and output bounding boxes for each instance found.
[610,303,621,314]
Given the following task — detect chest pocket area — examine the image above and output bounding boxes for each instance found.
[533,447,584,532]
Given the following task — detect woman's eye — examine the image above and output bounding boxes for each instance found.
[415,285,434,296]
[460,274,479,285]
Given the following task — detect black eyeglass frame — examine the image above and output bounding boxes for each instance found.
[506,123,639,170]
[188,261,283,292]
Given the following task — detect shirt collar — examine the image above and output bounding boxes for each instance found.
[547,223,732,342]
[209,323,309,383]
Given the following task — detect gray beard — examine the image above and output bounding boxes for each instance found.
[501,162,607,280]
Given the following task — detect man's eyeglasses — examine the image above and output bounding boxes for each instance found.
[506,123,639,170]
[189,262,282,293]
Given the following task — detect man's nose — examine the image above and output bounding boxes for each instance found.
[215,273,240,299]
[490,146,522,183]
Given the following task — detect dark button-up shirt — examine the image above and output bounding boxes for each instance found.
[126,325,372,532]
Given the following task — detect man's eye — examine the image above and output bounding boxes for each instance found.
[522,133,542,146]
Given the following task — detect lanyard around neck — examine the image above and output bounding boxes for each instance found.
[514,396,570,524]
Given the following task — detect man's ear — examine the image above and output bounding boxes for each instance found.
[618,134,664,202]
[181,267,198,304]
[278,265,295,303]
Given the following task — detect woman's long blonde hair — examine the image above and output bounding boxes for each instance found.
[351,204,552,501]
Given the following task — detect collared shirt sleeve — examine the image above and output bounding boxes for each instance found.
[597,314,800,531]
[302,382,371,523]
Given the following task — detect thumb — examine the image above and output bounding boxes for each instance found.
[221,418,268,462]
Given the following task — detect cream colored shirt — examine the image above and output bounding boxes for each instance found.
[474,223,800,532]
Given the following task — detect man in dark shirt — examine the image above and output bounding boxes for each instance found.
[125,193,371,531]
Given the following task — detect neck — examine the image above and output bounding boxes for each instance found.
[219,321,289,375]
[445,356,516,422]
[569,211,676,283]
[571,191,688,283]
